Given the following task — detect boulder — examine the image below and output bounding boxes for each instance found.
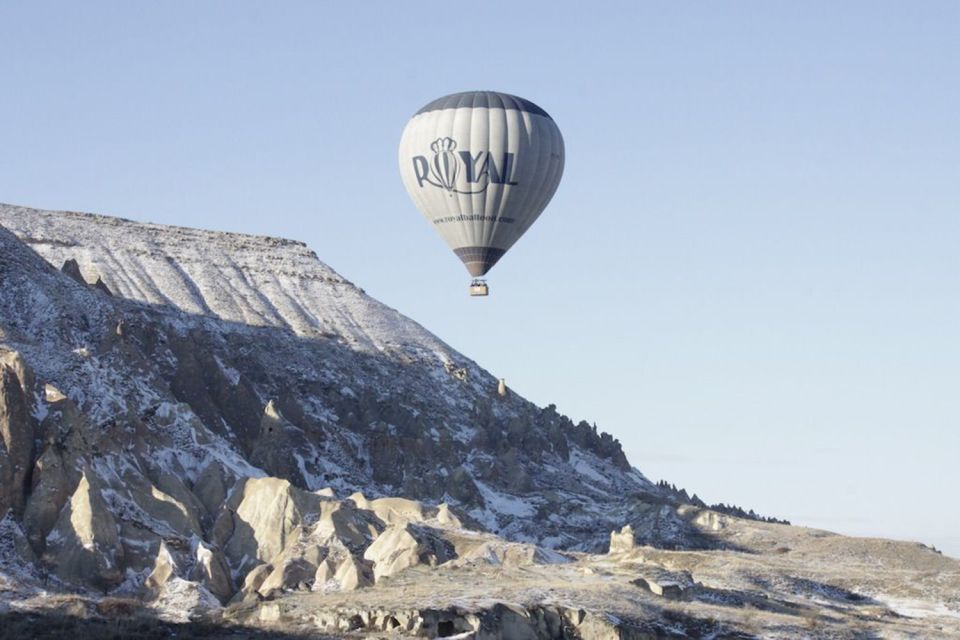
[143,539,233,612]
[257,555,316,597]
[220,477,326,568]
[46,470,124,591]
[193,460,229,524]
[0,353,36,516]
[189,539,234,603]
[144,541,179,596]
[608,524,636,554]
[436,503,462,528]
[23,446,72,550]
[0,350,36,395]
[245,563,273,591]
[118,471,205,541]
[363,524,424,580]
[352,494,424,524]
[364,523,456,580]
[154,471,209,532]
[249,400,308,486]
[631,570,695,600]
[312,557,336,587]
[351,494,462,530]
[334,555,373,591]
[59,258,87,285]
[313,498,381,550]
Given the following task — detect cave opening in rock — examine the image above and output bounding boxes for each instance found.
[347,614,365,631]
[437,620,456,637]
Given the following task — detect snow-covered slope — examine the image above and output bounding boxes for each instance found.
[0,204,449,356]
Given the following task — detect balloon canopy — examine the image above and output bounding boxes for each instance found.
[398,91,565,288]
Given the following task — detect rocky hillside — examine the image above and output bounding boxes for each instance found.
[0,204,690,593]
[2,203,958,638]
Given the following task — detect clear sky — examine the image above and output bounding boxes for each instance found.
[1,2,957,557]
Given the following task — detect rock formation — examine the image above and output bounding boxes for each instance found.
[0,351,36,517]
[1,203,957,638]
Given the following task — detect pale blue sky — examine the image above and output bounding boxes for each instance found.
[1,2,957,556]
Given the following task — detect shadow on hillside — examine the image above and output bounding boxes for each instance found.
[0,610,327,640]
[736,574,882,619]
[622,608,758,640]
[780,576,876,604]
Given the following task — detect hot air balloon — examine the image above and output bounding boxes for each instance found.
[398,91,565,296]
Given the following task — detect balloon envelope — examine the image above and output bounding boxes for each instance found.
[398,91,565,277]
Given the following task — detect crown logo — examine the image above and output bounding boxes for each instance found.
[430,138,459,191]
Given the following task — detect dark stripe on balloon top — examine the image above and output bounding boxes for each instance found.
[414,91,552,120]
